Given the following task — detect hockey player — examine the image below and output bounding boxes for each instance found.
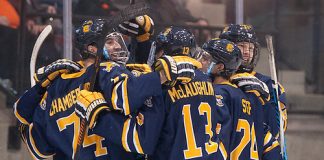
[219,24,287,140]
[201,38,281,160]
[142,26,230,160]
[14,19,195,159]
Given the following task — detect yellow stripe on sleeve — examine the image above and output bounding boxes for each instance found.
[121,77,130,115]
[122,119,131,152]
[133,125,144,154]
[264,141,280,154]
[219,141,228,160]
[28,123,54,159]
[13,101,30,125]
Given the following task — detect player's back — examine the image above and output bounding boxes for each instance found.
[40,64,138,160]
[215,82,260,160]
[153,70,223,160]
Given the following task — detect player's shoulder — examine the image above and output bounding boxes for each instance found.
[100,61,122,72]
[252,71,272,83]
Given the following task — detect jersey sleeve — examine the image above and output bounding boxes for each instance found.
[98,64,162,116]
[262,124,282,160]
[20,105,55,159]
[14,84,46,125]
[92,94,165,155]
[215,90,232,160]
[278,83,288,132]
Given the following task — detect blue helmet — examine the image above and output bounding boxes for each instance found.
[219,24,260,72]
[202,38,242,78]
[75,19,106,59]
[156,26,196,56]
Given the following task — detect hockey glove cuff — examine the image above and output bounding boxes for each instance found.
[76,90,111,129]
[34,59,82,88]
[231,73,270,105]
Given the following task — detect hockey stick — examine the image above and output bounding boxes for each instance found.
[30,25,53,87]
[74,1,151,159]
[265,35,288,160]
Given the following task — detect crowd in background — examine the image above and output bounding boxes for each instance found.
[0,0,213,99]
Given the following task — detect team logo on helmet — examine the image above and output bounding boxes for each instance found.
[226,43,234,53]
[241,24,252,30]
[82,20,93,33]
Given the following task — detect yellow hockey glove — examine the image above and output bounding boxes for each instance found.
[76,90,111,129]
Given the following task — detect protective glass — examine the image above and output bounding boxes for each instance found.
[103,32,130,65]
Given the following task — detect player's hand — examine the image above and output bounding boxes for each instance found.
[34,59,82,88]
[154,55,197,86]
[118,15,154,42]
[126,63,152,77]
[172,56,202,84]
[231,73,270,105]
[75,90,111,129]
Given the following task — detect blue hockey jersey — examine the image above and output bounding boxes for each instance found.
[252,71,287,138]
[14,61,164,159]
[152,70,230,160]
[215,81,280,160]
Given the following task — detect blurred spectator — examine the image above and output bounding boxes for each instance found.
[0,0,19,80]
[148,0,197,24]
[187,18,212,45]
[74,0,120,16]
[0,0,20,29]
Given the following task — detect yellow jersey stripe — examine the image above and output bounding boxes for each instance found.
[122,119,131,152]
[111,81,122,110]
[264,141,280,154]
[264,131,272,146]
[122,77,130,115]
[28,123,54,158]
[219,141,228,160]
[133,125,144,154]
[13,101,30,125]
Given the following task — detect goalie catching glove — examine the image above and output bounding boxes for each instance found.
[34,59,82,88]
[75,90,111,129]
[231,73,270,105]
[154,55,198,86]
[118,15,154,42]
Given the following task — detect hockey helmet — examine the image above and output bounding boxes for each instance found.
[156,26,196,56]
[202,38,242,78]
[219,24,260,72]
[75,19,106,59]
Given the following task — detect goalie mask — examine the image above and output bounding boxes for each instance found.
[219,24,260,73]
[202,38,242,79]
[103,32,130,65]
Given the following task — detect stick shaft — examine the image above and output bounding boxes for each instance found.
[30,25,52,87]
[266,35,287,159]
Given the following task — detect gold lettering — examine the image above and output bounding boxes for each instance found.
[178,85,187,98]
[62,96,70,109]
[189,83,198,96]
[168,87,180,102]
[58,98,66,112]
[50,99,58,116]
[184,84,193,97]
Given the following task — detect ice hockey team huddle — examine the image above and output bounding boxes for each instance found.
[13,14,288,160]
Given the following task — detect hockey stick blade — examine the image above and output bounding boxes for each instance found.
[30,25,53,87]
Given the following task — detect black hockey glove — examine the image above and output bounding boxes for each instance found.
[231,73,270,105]
[75,90,111,129]
[118,15,154,42]
[34,59,82,88]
